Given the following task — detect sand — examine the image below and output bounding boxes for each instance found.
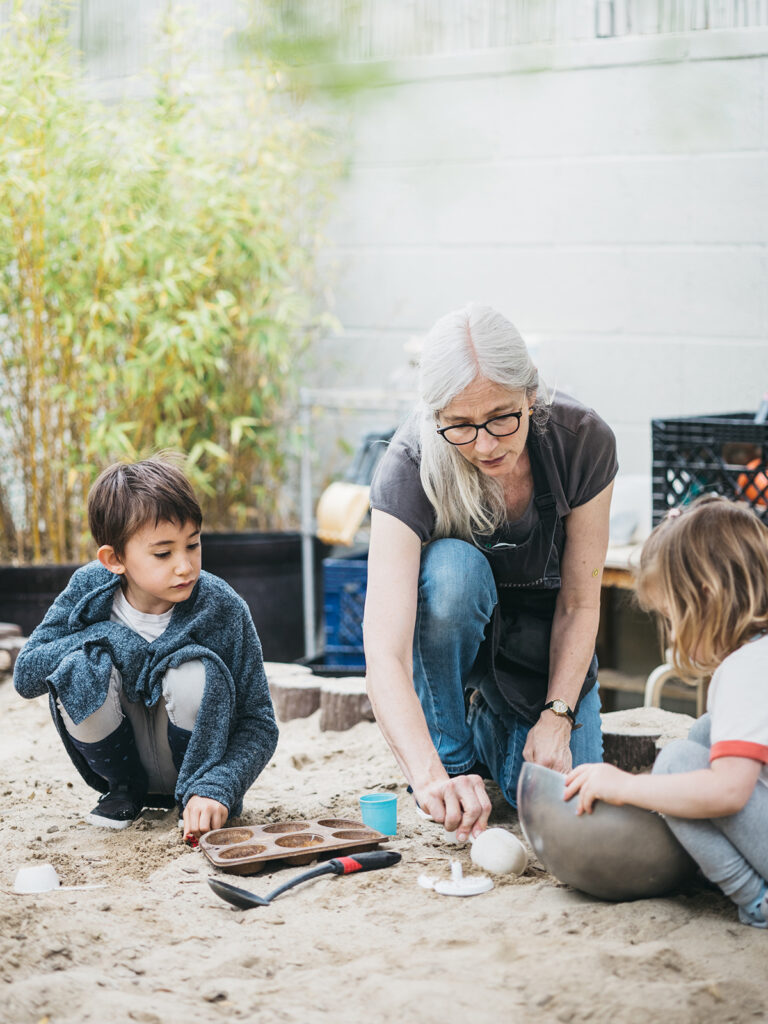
[1,670,766,1024]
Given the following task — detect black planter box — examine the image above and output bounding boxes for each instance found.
[0,564,81,639]
[0,532,327,663]
[200,532,327,662]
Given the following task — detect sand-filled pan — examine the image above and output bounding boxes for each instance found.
[516,763,697,901]
[205,828,256,846]
[218,845,268,860]
[200,818,389,875]
[261,823,313,834]
[316,818,364,829]
[274,833,325,848]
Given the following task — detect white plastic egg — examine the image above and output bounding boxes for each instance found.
[470,828,528,876]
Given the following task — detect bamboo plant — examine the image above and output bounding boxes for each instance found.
[0,3,338,563]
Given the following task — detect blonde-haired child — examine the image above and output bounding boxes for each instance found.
[565,495,768,928]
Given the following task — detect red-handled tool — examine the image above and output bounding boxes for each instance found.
[207,850,401,909]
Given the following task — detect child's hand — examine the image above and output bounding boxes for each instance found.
[182,796,229,838]
[563,763,632,815]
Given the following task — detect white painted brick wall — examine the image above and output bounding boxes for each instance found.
[319,30,768,488]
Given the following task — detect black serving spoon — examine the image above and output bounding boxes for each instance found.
[208,849,401,909]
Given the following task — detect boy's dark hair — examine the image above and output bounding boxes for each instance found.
[88,456,203,556]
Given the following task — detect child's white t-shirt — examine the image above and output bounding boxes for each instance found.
[707,631,768,790]
[111,587,173,643]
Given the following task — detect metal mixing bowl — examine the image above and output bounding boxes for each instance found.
[517,762,697,901]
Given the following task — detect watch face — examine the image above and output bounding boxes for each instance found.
[551,699,568,714]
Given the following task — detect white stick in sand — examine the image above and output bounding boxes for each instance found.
[433,859,493,897]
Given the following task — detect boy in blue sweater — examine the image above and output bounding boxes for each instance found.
[14,457,278,837]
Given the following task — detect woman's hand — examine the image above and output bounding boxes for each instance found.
[562,762,633,814]
[182,795,229,838]
[523,713,573,774]
[415,772,492,843]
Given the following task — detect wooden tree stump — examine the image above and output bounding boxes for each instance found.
[320,677,374,732]
[601,707,695,773]
[263,661,314,681]
[265,663,321,722]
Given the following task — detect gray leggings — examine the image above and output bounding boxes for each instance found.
[653,714,768,908]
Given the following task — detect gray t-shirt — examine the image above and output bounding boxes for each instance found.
[369,392,618,543]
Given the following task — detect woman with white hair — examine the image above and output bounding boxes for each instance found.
[363,304,617,843]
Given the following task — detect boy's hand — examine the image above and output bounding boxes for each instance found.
[563,763,632,815]
[182,795,229,838]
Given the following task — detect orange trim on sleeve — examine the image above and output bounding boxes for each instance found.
[710,740,768,764]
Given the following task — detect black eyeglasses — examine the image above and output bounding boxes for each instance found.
[436,410,525,446]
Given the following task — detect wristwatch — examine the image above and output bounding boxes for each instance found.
[542,699,582,730]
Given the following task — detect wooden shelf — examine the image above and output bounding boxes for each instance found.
[598,668,697,705]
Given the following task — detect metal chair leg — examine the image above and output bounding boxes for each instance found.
[644,662,678,708]
[644,650,708,716]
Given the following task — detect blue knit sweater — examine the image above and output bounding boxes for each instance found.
[14,562,278,816]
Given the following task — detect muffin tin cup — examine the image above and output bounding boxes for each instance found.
[200,818,389,875]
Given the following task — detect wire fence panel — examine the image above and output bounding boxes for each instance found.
[53,0,768,77]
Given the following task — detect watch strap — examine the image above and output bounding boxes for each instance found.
[542,699,583,730]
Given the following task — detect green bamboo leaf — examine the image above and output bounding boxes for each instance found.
[0,2,338,558]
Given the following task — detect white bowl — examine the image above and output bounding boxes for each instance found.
[13,863,61,894]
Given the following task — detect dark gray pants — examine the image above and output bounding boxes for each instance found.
[653,714,768,908]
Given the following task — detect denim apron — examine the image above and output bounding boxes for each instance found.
[475,427,598,724]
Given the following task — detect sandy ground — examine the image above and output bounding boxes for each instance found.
[1,671,766,1024]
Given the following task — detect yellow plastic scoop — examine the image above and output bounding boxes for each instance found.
[316,481,371,546]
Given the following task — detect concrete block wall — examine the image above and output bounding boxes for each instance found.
[318,30,768,485]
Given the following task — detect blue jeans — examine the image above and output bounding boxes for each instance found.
[413,538,603,808]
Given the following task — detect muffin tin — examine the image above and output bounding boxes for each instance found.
[200,818,389,875]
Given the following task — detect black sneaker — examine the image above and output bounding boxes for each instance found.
[86,786,146,829]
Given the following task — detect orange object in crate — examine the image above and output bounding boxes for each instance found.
[738,459,768,507]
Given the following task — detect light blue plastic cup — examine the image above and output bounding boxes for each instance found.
[359,792,397,836]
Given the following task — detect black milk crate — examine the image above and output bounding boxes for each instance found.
[322,554,368,671]
[652,413,768,526]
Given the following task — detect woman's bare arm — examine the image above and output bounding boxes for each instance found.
[363,509,491,840]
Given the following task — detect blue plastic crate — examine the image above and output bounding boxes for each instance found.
[322,555,368,671]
